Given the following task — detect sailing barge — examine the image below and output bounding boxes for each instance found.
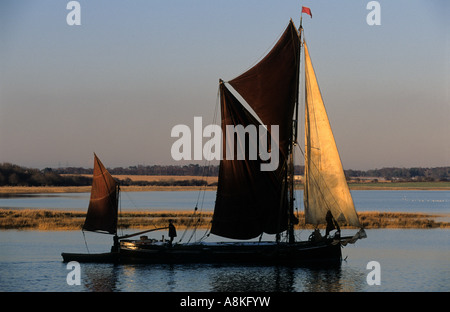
[62,15,366,266]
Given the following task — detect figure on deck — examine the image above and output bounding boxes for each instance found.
[325,211,340,238]
[168,219,177,247]
[111,234,119,252]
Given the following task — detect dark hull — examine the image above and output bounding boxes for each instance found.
[61,251,119,263]
[61,240,342,266]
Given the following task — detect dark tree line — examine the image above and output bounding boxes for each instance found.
[0,163,91,187]
[1,163,448,187]
[345,167,449,182]
[55,164,449,181]
[55,164,220,177]
[0,163,216,187]
[119,178,212,187]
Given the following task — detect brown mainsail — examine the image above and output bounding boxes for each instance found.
[211,20,301,240]
[210,83,288,239]
[83,153,119,234]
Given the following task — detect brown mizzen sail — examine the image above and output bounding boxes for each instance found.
[83,154,119,234]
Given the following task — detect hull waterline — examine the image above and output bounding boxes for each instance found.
[61,240,342,266]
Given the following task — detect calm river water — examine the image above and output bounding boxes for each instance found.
[0,189,449,213]
[0,190,449,293]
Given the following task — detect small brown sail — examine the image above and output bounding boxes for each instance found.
[83,154,119,234]
[210,83,288,239]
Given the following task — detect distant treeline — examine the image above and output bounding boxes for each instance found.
[345,167,449,182]
[119,177,212,187]
[55,164,303,176]
[55,164,450,182]
[1,163,449,187]
[0,163,91,187]
[0,163,213,187]
[55,164,220,177]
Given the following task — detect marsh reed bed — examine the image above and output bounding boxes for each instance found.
[0,209,448,231]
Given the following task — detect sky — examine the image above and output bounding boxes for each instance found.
[0,0,449,170]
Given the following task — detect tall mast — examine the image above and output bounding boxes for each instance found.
[287,20,302,244]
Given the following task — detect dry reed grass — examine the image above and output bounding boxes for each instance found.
[0,209,448,231]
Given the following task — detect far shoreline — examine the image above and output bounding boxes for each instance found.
[1,181,450,194]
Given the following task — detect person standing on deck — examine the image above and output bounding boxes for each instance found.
[325,211,340,238]
[168,219,177,247]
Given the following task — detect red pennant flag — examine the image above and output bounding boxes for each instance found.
[302,6,312,18]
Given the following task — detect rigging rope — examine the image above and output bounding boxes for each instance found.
[179,85,221,244]
[82,230,90,254]
[119,189,123,237]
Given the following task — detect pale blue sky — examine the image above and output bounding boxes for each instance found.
[0,0,448,170]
